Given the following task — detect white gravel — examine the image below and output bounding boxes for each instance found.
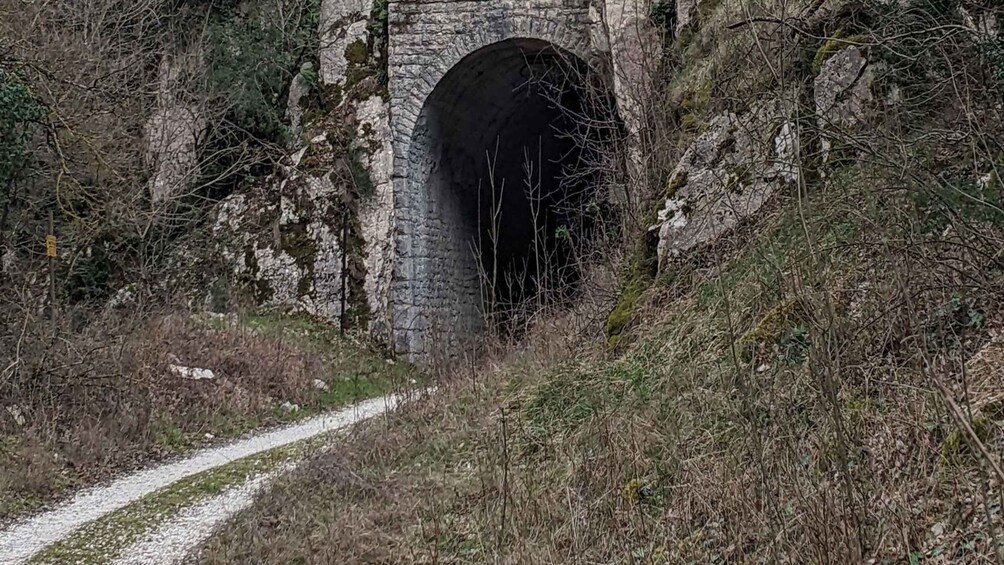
[110,469,282,565]
[0,394,401,564]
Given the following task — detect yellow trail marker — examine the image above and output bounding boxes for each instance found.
[46,235,57,258]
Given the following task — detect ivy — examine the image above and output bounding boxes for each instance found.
[205,1,319,144]
[0,68,45,199]
[650,0,677,35]
[983,37,1004,86]
[199,0,321,196]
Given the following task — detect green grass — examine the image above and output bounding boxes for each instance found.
[29,434,332,565]
[205,311,423,423]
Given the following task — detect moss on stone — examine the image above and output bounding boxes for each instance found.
[666,170,689,199]
[606,238,659,352]
[606,277,647,351]
[344,39,368,66]
[738,299,801,360]
[243,245,274,304]
[812,31,865,75]
[724,163,754,193]
[680,113,699,132]
[280,221,318,299]
[336,191,372,331]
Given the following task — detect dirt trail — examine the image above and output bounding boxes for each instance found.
[0,394,401,564]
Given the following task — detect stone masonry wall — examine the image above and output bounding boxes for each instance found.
[386,0,650,361]
[387,0,597,358]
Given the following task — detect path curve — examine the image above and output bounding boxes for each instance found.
[0,394,401,564]
[110,469,283,565]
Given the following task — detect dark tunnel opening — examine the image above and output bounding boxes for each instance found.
[407,38,622,346]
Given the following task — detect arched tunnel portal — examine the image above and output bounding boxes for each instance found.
[391,37,621,359]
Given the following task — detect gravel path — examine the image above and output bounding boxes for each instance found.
[0,394,401,564]
[109,469,283,565]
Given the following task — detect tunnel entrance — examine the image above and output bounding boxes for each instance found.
[403,38,621,354]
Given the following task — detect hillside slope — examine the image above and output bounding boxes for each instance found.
[193,1,1004,563]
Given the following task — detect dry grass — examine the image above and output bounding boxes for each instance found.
[0,311,417,523]
[194,2,1004,563]
[195,158,1004,562]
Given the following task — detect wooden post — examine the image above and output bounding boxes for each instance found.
[46,210,56,332]
[339,205,348,337]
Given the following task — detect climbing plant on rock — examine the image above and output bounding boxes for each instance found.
[0,68,45,235]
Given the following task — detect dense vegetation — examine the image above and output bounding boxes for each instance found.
[3,0,1004,562]
[0,0,380,520]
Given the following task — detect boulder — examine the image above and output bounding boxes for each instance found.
[653,100,799,267]
[170,364,216,381]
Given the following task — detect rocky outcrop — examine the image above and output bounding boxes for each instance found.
[319,0,374,86]
[676,0,697,35]
[212,159,355,324]
[601,0,658,185]
[202,0,393,335]
[814,46,875,166]
[353,94,394,335]
[145,50,207,205]
[652,101,799,267]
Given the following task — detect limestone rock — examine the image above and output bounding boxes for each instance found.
[146,105,206,204]
[676,0,697,35]
[286,62,314,142]
[653,101,799,267]
[212,167,348,324]
[319,0,373,86]
[814,46,874,165]
[354,95,395,336]
[170,365,216,381]
[145,48,206,205]
[107,283,139,309]
[313,379,330,392]
[602,0,659,180]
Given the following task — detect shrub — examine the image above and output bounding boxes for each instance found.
[0,69,45,224]
[913,177,1004,233]
[205,1,320,145]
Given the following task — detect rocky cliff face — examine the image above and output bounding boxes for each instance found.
[199,0,393,335]
[196,0,660,347]
[647,1,887,270]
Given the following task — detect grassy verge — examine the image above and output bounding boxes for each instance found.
[195,160,1004,562]
[0,312,419,523]
[30,432,332,565]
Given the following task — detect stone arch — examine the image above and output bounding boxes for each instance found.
[390,14,593,179]
[387,3,613,360]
